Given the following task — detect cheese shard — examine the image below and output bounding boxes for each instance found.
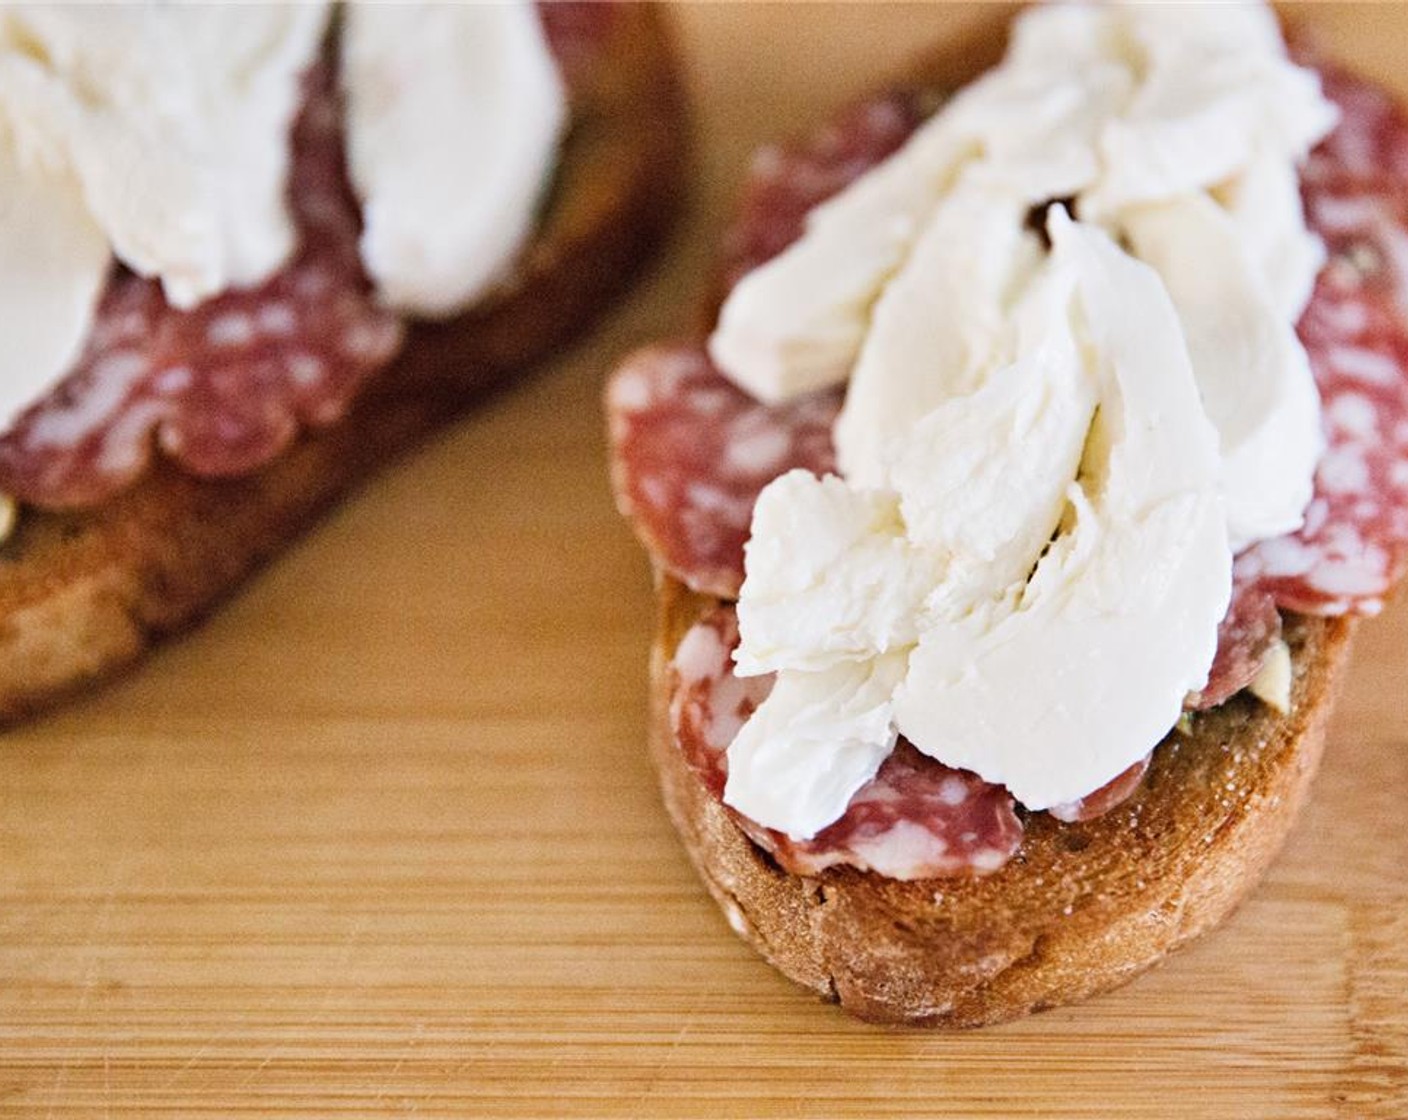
[1124,193,1324,551]
[0,5,329,308]
[723,653,906,841]
[893,216,1230,811]
[343,1,566,316]
[1248,637,1293,713]
[0,139,108,432]
[734,472,939,677]
[832,182,1043,486]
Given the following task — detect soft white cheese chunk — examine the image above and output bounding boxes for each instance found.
[1080,4,1338,219]
[727,222,1099,831]
[832,182,1043,485]
[881,237,1097,619]
[734,472,940,677]
[708,12,1131,404]
[0,136,108,431]
[1124,193,1324,551]
[164,6,333,299]
[0,5,329,308]
[723,653,906,841]
[1248,637,1293,713]
[342,1,566,317]
[711,0,1334,417]
[0,3,327,428]
[890,311,1097,609]
[707,133,965,405]
[893,217,1230,811]
[1213,154,1327,322]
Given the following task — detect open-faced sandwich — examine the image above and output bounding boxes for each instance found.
[608,1,1408,1026]
[0,2,684,719]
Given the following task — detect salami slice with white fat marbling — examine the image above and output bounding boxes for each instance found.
[0,3,607,509]
[608,345,839,599]
[1187,567,1283,711]
[1238,64,1408,616]
[668,606,1023,881]
[606,91,925,598]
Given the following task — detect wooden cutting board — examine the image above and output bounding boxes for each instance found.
[1,6,1405,1117]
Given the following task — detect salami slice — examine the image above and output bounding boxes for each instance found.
[1048,757,1152,824]
[608,345,839,598]
[1238,65,1408,616]
[669,605,1023,880]
[537,1,619,90]
[609,95,925,598]
[1186,567,1283,711]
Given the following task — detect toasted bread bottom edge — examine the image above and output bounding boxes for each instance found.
[0,5,687,723]
[649,575,1357,1028]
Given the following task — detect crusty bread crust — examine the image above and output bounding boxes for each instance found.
[651,576,1357,1027]
[0,5,685,722]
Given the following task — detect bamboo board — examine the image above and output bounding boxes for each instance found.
[0,5,1404,1117]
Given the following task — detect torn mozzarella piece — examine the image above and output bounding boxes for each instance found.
[0,138,108,431]
[708,14,1130,405]
[832,183,1043,485]
[167,6,334,298]
[1123,193,1324,551]
[707,126,968,404]
[0,4,327,418]
[894,216,1230,811]
[0,5,329,308]
[727,227,1100,831]
[1081,4,1338,220]
[1213,153,1327,322]
[723,653,907,841]
[734,473,939,677]
[343,1,566,316]
[886,245,1098,595]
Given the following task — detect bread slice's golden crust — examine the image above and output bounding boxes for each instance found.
[0,5,686,722]
[651,575,1357,1027]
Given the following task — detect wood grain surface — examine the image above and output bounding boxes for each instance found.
[2,5,1406,1117]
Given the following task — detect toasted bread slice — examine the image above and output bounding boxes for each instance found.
[0,5,685,722]
[651,576,1357,1028]
[627,10,1388,1029]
